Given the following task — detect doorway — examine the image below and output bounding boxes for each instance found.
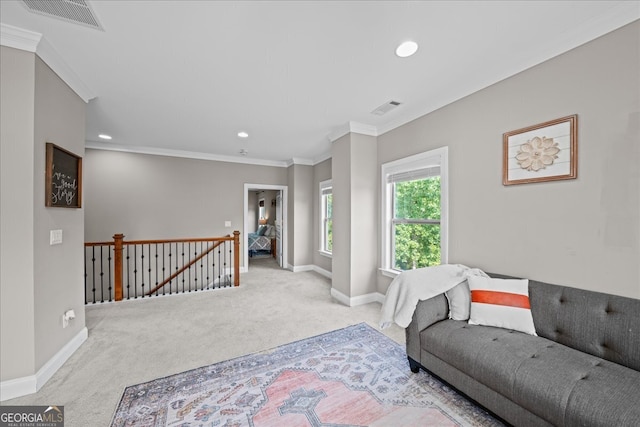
[243,183,287,272]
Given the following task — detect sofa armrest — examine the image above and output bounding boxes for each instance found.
[405,294,449,364]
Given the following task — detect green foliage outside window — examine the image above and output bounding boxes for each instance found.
[393,177,441,270]
[324,193,333,252]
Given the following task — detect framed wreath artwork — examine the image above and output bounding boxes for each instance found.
[503,115,577,185]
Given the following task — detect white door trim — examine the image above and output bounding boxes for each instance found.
[243,183,288,272]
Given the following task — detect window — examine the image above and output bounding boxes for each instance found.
[320,180,333,255]
[381,147,447,274]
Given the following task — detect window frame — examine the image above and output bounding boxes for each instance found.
[319,179,333,257]
[380,147,448,277]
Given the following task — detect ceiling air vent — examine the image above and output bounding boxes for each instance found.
[21,0,104,31]
[371,100,402,116]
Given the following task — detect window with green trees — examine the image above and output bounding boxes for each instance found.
[381,147,447,273]
[392,176,441,269]
[320,180,333,254]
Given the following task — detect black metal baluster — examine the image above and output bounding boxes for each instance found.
[228,240,232,286]
[189,242,198,292]
[141,244,146,297]
[84,248,87,304]
[133,245,138,299]
[217,245,222,289]
[162,243,166,296]
[181,242,185,293]
[206,242,210,290]
[108,245,113,300]
[143,244,153,296]
[126,245,131,300]
[91,247,96,303]
[168,242,173,295]
[199,241,204,291]
[188,242,192,292]
[211,249,216,289]
[100,246,108,301]
[155,243,159,296]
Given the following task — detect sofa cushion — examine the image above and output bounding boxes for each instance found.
[528,280,640,371]
[468,276,536,335]
[445,281,470,320]
[421,320,640,426]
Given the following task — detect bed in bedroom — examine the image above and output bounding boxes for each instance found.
[248,225,275,257]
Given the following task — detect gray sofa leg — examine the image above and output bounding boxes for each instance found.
[408,357,421,373]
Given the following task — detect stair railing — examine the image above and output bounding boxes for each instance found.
[84,231,240,304]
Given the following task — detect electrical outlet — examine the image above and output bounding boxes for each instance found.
[62,309,75,328]
[225,221,231,227]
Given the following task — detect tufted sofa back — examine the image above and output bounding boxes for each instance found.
[528,280,640,372]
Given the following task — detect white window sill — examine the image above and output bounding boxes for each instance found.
[318,250,332,259]
[379,268,400,279]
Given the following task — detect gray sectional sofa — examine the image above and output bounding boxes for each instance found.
[405,274,640,426]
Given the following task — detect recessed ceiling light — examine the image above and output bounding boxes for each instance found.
[98,134,112,140]
[396,41,418,58]
[237,131,249,138]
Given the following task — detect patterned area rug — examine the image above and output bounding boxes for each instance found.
[111,323,503,426]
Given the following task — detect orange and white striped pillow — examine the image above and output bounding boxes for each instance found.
[467,276,537,335]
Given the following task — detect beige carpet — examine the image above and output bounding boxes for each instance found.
[2,258,404,426]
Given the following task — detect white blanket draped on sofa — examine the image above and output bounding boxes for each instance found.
[380,264,488,329]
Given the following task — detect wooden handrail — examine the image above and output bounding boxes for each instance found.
[85,236,235,247]
[85,231,241,302]
[145,239,225,296]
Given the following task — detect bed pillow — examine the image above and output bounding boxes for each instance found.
[265,225,275,237]
[257,225,267,236]
[445,281,471,320]
[467,276,537,335]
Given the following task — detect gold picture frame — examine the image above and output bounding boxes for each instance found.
[503,115,577,186]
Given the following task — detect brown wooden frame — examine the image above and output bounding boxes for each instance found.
[503,115,577,186]
[45,142,83,207]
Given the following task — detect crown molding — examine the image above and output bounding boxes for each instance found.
[85,141,291,168]
[0,23,41,51]
[328,121,379,143]
[285,158,315,167]
[348,121,378,137]
[1,23,96,103]
[87,141,331,168]
[313,150,332,165]
[36,37,96,102]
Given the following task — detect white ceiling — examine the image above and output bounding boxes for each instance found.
[1,1,638,166]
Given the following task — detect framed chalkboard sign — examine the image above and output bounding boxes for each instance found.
[45,142,82,208]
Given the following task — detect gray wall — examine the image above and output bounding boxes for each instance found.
[332,133,378,298]
[377,21,640,299]
[33,57,87,369]
[312,158,332,272]
[84,149,288,268]
[1,46,36,382]
[331,135,351,296]
[1,47,86,382]
[287,164,314,267]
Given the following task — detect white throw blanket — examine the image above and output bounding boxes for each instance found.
[379,264,488,329]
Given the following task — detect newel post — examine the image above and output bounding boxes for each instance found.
[233,230,240,286]
[113,233,124,301]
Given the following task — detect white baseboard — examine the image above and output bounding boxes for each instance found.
[287,264,332,279]
[1,327,88,402]
[330,287,385,307]
[311,265,332,279]
[288,264,312,273]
